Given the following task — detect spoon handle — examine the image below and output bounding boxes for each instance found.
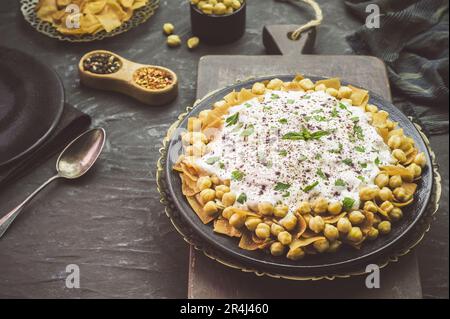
[0,175,60,239]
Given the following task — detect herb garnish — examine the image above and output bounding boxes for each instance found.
[317,168,327,180]
[271,94,280,99]
[331,108,339,117]
[375,157,381,165]
[342,197,355,211]
[206,156,220,165]
[279,150,288,157]
[240,124,255,137]
[355,146,366,153]
[225,112,239,126]
[303,181,319,192]
[274,182,291,192]
[231,170,245,181]
[342,158,353,166]
[282,128,330,141]
[335,179,346,186]
[237,193,247,204]
[357,176,366,182]
[278,118,288,124]
[287,99,295,104]
[353,124,364,141]
[330,143,343,154]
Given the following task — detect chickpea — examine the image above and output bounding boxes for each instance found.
[328,202,343,215]
[204,201,218,216]
[266,78,283,90]
[380,201,394,214]
[287,247,305,260]
[309,216,325,234]
[388,135,402,149]
[200,188,216,203]
[315,83,326,91]
[297,201,311,214]
[359,187,379,201]
[389,207,403,222]
[229,212,246,228]
[167,35,181,47]
[313,238,330,253]
[244,217,262,231]
[393,187,410,202]
[223,0,233,6]
[378,221,392,235]
[197,176,212,191]
[378,187,393,202]
[270,242,285,256]
[222,192,236,207]
[213,2,227,14]
[392,149,407,163]
[414,152,427,168]
[366,227,379,241]
[163,23,174,35]
[215,185,230,200]
[324,224,339,241]
[187,37,200,50]
[327,240,342,253]
[270,223,284,237]
[273,204,289,218]
[338,86,352,99]
[258,202,274,216]
[337,217,352,234]
[313,197,329,214]
[349,211,365,225]
[231,0,242,10]
[366,104,378,113]
[326,88,339,97]
[389,175,403,188]
[281,214,298,231]
[400,137,413,152]
[201,3,213,14]
[408,163,422,178]
[363,201,378,213]
[255,223,271,239]
[251,82,265,95]
[299,78,315,91]
[375,173,390,188]
[347,227,363,242]
[221,207,234,219]
[278,231,293,245]
[386,120,396,130]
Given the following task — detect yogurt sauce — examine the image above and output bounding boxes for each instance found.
[196,90,393,212]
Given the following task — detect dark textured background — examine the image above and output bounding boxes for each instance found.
[0,0,448,298]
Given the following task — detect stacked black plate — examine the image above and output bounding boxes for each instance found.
[0,47,64,167]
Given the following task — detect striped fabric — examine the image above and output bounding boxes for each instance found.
[345,0,449,134]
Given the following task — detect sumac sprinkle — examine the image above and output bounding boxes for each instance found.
[83,53,121,74]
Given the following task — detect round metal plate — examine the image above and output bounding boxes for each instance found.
[0,47,64,167]
[164,75,433,276]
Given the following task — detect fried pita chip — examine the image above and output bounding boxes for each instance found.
[214,219,242,238]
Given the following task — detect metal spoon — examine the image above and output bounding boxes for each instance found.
[0,128,106,239]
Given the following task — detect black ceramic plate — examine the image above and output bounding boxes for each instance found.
[0,47,64,167]
[165,75,433,276]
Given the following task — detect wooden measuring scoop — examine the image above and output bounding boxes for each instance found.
[78,50,178,106]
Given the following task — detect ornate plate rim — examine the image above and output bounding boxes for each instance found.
[156,76,442,280]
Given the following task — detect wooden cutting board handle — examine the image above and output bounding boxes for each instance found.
[263,24,316,55]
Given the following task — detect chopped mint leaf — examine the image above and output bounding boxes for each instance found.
[287,99,295,104]
[303,181,319,193]
[331,108,339,117]
[237,193,247,204]
[225,112,239,126]
[351,116,360,123]
[342,197,355,211]
[231,170,245,181]
[317,168,327,180]
[330,143,343,154]
[375,157,381,165]
[303,95,311,99]
[360,162,368,168]
[357,176,366,182]
[218,162,225,169]
[343,158,353,166]
[263,106,272,111]
[353,124,364,141]
[299,155,308,162]
[279,150,288,157]
[278,118,288,124]
[355,146,366,153]
[338,102,348,110]
[282,191,290,198]
[315,154,322,160]
[335,179,346,186]
[282,128,330,141]
[271,94,280,99]
[240,124,255,137]
[313,115,327,122]
[205,156,220,165]
[244,103,252,108]
[274,182,291,192]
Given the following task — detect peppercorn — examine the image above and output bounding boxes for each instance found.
[83,53,121,75]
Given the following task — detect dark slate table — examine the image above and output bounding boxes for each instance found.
[0,0,448,299]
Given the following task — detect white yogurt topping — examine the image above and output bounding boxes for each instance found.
[196,90,394,212]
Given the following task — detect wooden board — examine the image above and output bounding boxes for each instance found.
[188,54,423,299]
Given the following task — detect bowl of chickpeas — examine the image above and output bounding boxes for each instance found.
[190,0,246,44]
